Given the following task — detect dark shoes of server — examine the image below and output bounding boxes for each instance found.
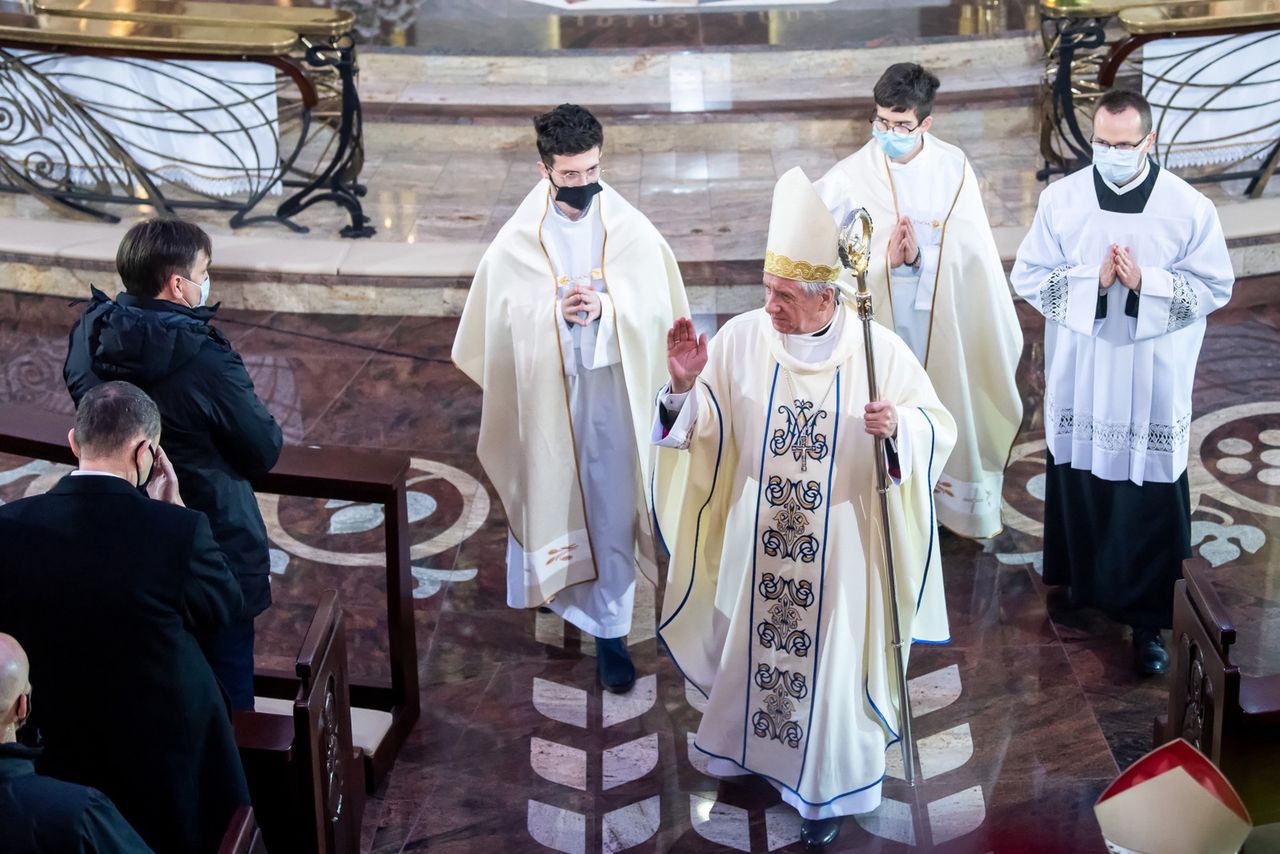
[1132,628,1169,676]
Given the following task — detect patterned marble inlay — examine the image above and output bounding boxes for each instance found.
[2,274,1280,852]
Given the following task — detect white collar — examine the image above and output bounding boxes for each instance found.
[782,303,842,351]
[803,307,840,341]
[1099,157,1151,196]
[70,469,127,481]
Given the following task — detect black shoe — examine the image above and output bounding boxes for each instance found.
[800,817,841,847]
[1133,627,1168,676]
[596,636,636,693]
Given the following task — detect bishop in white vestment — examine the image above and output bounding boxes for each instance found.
[653,168,955,841]
[1011,91,1233,666]
[815,69,1022,539]
[452,107,689,690]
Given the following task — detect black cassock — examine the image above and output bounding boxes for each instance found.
[1042,451,1191,629]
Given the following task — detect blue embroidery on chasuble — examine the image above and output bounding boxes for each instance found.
[743,366,840,785]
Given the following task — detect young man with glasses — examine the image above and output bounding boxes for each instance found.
[815,62,1023,539]
[1012,88,1234,675]
[453,104,689,694]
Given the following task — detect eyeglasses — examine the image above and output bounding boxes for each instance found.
[1091,138,1147,152]
[870,117,920,136]
[548,164,601,182]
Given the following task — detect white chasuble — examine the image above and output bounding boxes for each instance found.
[816,137,1023,538]
[652,306,956,819]
[453,180,689,613]
[1010,164,1234,485]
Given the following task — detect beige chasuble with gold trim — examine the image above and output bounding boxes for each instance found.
[453,180,689,607]
[817,136,1023,538]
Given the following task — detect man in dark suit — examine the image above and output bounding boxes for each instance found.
[0,382,250,854]
[0,633,153,853]
[64,218,283,710]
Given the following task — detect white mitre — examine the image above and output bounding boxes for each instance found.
[764,167,841,284]
[1094,739,1252,854]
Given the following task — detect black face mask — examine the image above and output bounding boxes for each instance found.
[549,177,602,212]
[135,440,155,494]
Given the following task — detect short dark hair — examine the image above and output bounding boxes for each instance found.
[533,104,604,167]
[873,63,942,120]
[1094,88,1153,136]
[116,218,212,299]
[73,381,161,458]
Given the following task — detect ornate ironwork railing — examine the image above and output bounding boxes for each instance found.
[0,8,374,237]
[1037,0,1280,198]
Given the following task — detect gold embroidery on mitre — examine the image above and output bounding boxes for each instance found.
[764,251,839,283]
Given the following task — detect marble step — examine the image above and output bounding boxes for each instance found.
[356,34,1042,119]
[3,197,1278,316]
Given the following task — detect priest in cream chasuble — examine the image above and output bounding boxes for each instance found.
[1010,90,1233,670]
[815,63,1022,538]
[653,168,956,826]
[452,107,688,685]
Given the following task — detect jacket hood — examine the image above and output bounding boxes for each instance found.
[82,286,221,384]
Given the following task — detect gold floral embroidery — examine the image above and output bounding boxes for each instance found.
[764,250,839,284]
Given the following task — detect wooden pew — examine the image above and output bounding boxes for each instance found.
[0,404,418,790]
[235,591,364,854]
[1154,557,1280,824]
[217,806,265,854]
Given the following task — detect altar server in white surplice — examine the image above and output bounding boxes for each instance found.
[452,105,689,693]
[816,63,1022,539]
[1011,89,1233,676]
[653,167,955,848]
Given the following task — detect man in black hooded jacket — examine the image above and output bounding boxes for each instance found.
[63,218,282,710]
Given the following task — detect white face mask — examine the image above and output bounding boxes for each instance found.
[183,274,211,308]
[1092,141,1148,186]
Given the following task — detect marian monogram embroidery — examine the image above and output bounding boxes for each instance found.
[751,665,808,748]
[747,376,838,763]
[770,400,829,472]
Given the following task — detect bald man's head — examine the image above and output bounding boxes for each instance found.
[0,633,31,741]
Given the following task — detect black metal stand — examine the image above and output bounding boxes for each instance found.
[0,37,375,238]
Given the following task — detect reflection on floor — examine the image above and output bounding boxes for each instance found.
[1,278,1278,852]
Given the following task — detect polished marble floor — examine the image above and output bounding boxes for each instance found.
[1,274,1278,852]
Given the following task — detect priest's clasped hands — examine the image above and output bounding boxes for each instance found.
[561,285,603,325]
[665,318,898,438]
[887,215,921,269]
[1100,243,1142,291]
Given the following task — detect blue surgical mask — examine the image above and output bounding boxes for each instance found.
[873,127,920,160]
[1092,144,1147,186]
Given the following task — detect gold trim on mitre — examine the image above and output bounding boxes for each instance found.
[764,250,840,283]
[764,167,841,284]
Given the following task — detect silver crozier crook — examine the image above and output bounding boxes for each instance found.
[837,208,917,786]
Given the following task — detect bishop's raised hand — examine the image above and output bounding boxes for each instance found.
[667,317,707,395]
